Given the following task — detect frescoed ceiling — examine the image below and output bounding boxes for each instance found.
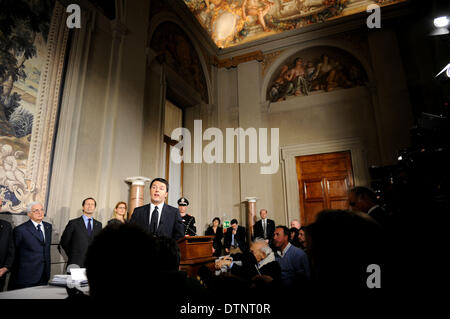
[182,0,407,48]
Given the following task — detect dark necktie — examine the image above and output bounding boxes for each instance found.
[37,224,44,243]
[150,206,159,234]
[87,218,92,237]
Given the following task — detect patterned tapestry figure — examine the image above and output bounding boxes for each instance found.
[0,0,54,213]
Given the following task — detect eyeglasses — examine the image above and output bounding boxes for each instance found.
[32,208,45,213]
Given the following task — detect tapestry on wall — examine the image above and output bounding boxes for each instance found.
[0,0,69,214]
[267,46,368,102]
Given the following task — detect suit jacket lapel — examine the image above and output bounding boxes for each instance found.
[144,205,151,232]
[157,204,167,232]
[44,223,51,244]
[25,220,44,243]
[78,216,89,237]
[93,219,102,235]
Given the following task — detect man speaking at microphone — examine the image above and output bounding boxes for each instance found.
[178,197,196,236]
[130,178,184,240]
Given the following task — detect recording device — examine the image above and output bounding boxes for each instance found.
[369,112,449,213]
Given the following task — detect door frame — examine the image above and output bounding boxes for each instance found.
[280,137,370,226]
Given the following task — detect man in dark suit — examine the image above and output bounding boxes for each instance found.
[224,219,248,255]
[129,178,184,240]
[0,202,15,292]
[8,202,52,290]
[252,209,275,243]
[348,186,390,229]
[60,197,102,268]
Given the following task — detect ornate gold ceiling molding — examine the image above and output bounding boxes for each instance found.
[261,50,284,76]
[214,51,264,69]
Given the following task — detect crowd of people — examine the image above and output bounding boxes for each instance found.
[0,177,405,311]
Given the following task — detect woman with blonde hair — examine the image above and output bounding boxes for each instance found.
[107,201,128,226]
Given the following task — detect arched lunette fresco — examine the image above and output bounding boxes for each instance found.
[266,46,368,103]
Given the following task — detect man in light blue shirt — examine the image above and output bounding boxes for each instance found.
[60,197,103,268]
[273,225,310,287]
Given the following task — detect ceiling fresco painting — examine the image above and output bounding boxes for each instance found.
[182,0,407,48]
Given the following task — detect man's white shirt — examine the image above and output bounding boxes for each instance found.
[31,219,45,242]
[149,202,165,227]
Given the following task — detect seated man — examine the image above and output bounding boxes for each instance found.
[217,238,281,284]
[273,225,310,288]
[251,238,280,282]
[223,219,248,256]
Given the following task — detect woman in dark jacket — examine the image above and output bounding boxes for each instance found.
[107,201,128,226]
[205,217,223,257]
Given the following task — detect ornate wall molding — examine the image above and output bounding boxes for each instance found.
[215,51,264,69]
[47,7,96,236]
[28,2,70,207]
[261,50,284,76]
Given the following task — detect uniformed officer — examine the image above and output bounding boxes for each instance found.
[178,197,196,236]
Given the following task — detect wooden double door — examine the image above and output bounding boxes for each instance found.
[296,151,354,226]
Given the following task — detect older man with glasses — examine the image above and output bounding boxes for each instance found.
[8,202,52,290]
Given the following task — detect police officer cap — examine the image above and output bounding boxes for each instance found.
[178,197,189,206]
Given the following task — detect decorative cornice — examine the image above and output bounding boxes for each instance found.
[261,50,283,76]
[281,137,364,161]
[214,51,264,69]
